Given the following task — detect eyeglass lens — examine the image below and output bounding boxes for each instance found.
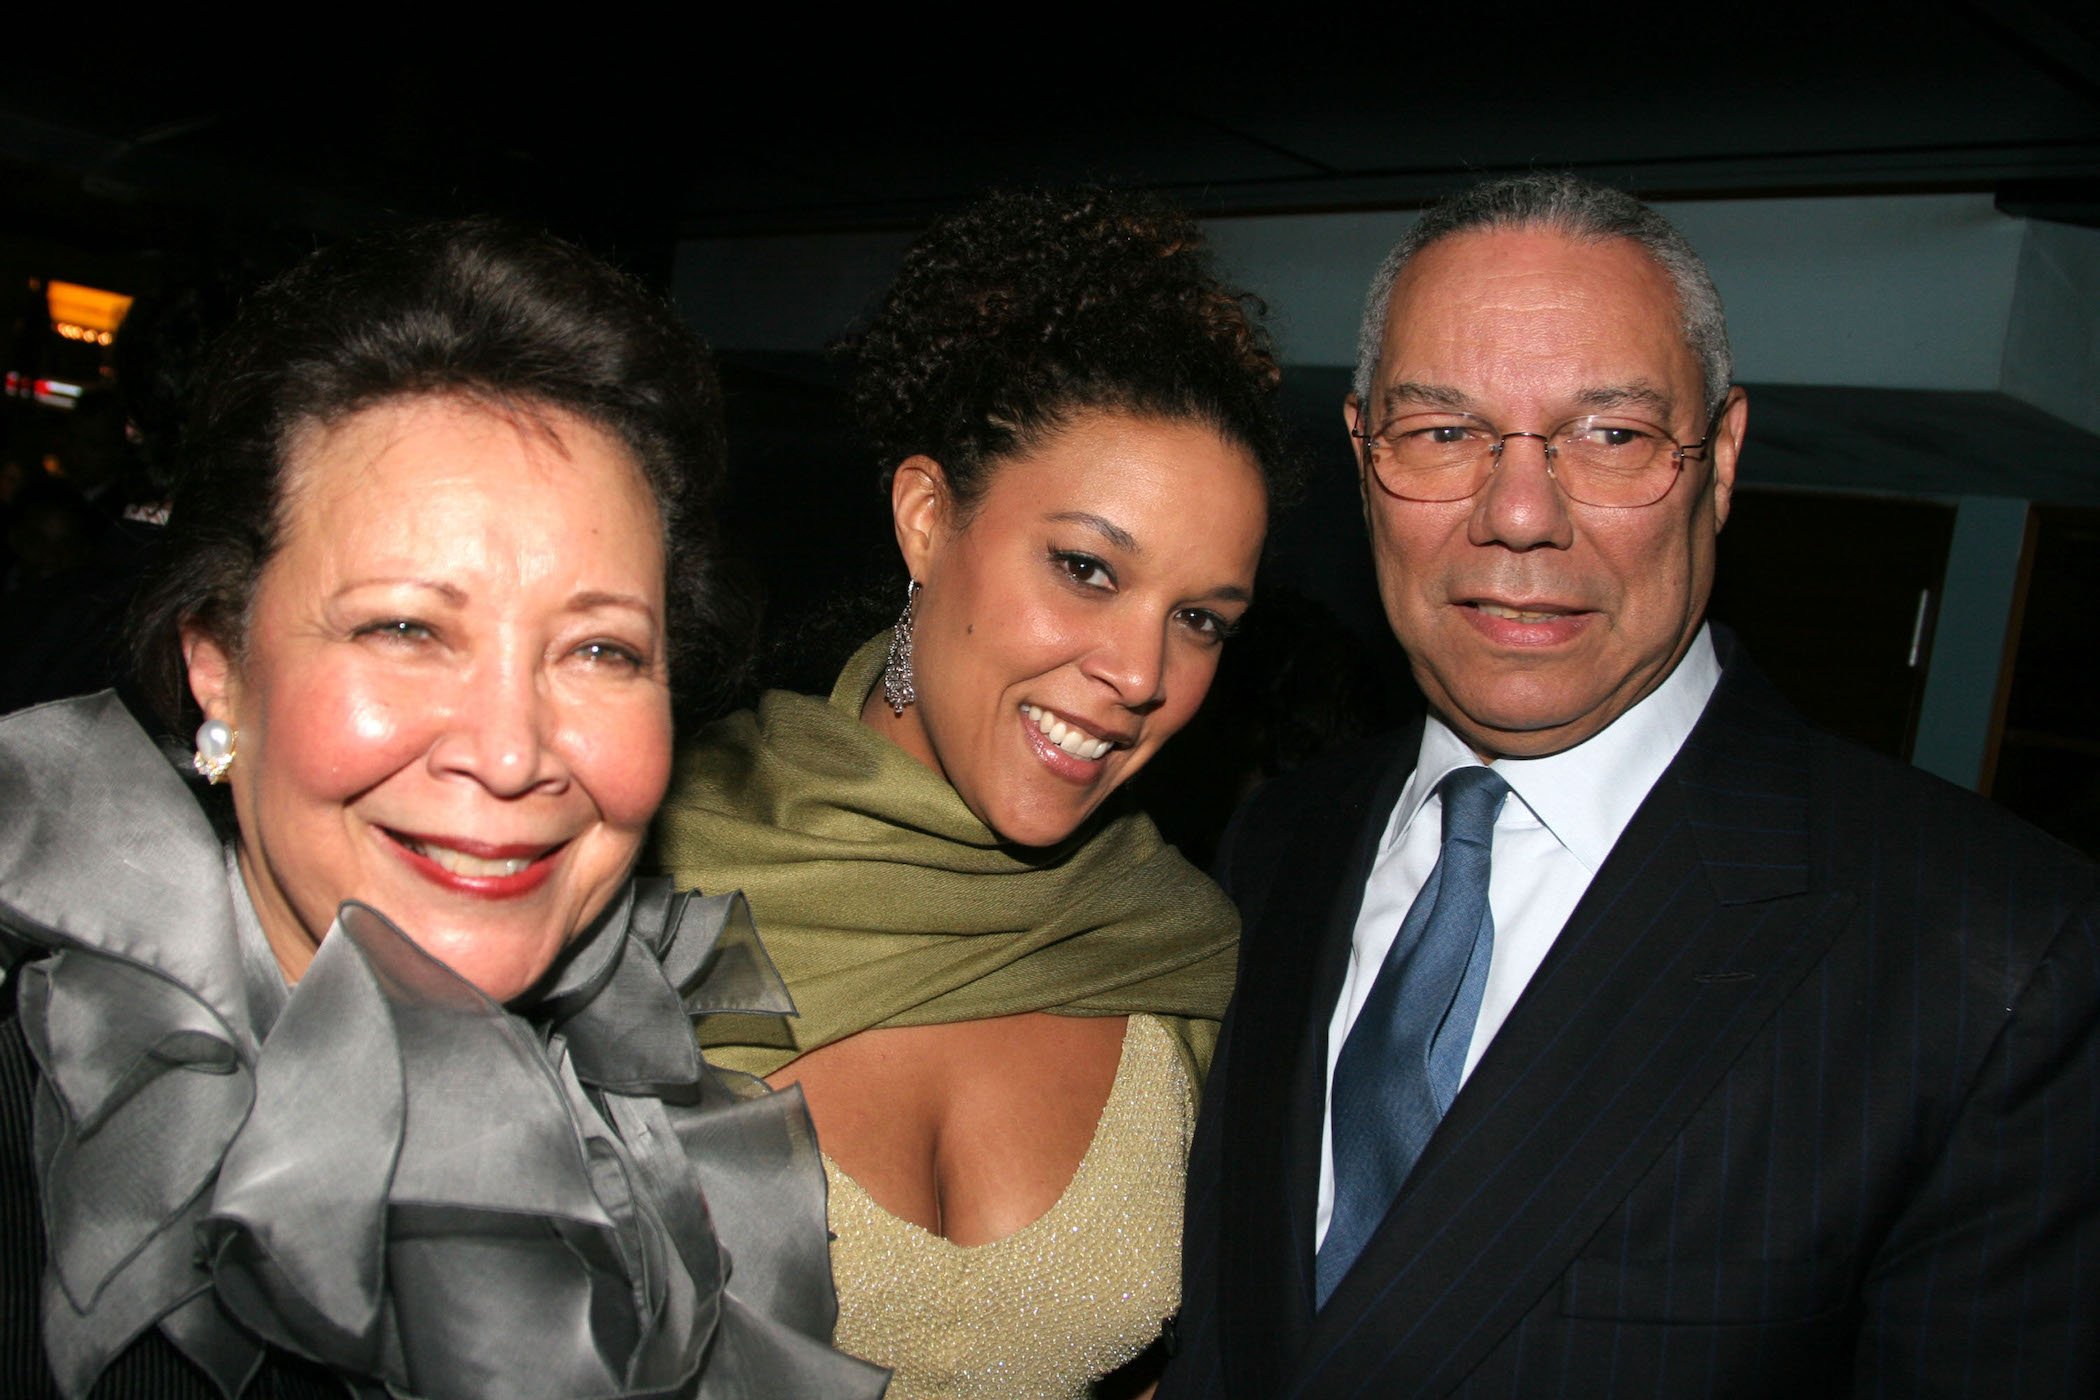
[1362,416,1688,507]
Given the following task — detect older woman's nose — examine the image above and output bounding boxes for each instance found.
[428,661,569,796]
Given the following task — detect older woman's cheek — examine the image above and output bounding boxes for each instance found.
[347,688,405,747]
[573,704,674,831]
[296,657,448,793]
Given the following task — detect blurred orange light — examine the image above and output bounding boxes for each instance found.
[47,281,132,335]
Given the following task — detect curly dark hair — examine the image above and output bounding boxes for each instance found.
[131,219,750,731]
[848,187,1290,509]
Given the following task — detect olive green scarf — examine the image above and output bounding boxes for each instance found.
[653,637,1237,1083]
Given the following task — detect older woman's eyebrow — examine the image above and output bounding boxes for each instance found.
[569,590,659,618]
[337,577,468,605]
[1047,511,1139,553]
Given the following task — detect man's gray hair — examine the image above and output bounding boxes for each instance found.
[1353,172,1733,420]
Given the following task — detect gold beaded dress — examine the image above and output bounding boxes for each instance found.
[822,1014,1195,1398]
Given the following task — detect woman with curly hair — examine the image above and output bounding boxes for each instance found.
[654,187,1287,1396]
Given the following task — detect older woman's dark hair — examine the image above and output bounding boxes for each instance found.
[133,219,746,728]
[850,187,1291,505]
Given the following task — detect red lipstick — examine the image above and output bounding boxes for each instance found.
[380,828,564,899]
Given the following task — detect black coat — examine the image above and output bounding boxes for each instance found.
[1164,643,2100,1397]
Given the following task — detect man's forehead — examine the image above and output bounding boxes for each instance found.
[1371,227,1697,417]
[1396,222,1670,287]
[1395,226,1676,326]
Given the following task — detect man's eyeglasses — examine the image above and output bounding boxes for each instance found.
[1350,409,1717,509]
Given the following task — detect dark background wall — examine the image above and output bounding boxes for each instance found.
[3,15,2097,854]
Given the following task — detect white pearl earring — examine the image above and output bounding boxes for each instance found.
[192,718,237,784]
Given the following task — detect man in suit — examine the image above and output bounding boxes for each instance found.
[1162,173,2099,1397]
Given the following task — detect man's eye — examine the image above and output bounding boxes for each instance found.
[1571,423,1655,449]
[1398,424,1476,445]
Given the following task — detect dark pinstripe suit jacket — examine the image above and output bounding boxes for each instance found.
[1163,645,2100,1398]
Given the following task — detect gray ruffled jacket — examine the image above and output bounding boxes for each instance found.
[0,692,887,1400]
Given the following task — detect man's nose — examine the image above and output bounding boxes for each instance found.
[1468,433,1575,551]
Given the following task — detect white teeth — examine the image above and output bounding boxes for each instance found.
[1477,602,1563,623]
[406,838,533,878]
[1023,705,1113,761]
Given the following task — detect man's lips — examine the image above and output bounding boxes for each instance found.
[1465,599,1587,623]
[1457,598,1595,645]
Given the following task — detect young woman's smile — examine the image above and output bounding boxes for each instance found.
[865,409,1266,848]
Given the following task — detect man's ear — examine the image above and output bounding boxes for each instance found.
[891,454,952,582]
[182,622,239,724]
[1708,386,1748,531]
[1344,392,1373,523]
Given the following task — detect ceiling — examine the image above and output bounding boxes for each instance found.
[3,6,2097,294]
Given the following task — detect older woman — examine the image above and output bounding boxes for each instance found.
[0,224,885,1400]
[655,188,1288,1397]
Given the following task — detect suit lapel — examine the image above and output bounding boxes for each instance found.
[1217,726,1419,1388]
[1296,660,1855,1396]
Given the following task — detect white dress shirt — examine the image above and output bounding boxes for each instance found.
[1314,626,1722,1246]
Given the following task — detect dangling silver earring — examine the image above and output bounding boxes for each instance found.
[192,718,237,784]
[883,580,920,716]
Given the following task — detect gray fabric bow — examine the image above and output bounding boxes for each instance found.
[0,693,886,1400]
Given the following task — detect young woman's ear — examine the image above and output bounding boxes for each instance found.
[890,455,951,582]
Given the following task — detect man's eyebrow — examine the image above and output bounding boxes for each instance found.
[1574,382,1673,416]
[1047,511,1138,552]
[1380,381,1474,414]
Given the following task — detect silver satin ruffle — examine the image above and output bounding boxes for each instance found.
[0,692,887,1400]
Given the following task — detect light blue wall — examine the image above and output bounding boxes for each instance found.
[1910,497,2033,790]
[2002,219,2100,436]
[1201,195,2029,389]
[1198,211,1417,372]
[1669,196,2025,391]
[679,196,2038,402]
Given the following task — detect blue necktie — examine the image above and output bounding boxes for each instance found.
[1318,764,1510,1307]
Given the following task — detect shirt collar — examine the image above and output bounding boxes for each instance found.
[1384,624,1722,871]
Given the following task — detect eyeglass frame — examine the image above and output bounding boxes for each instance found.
[1349,401,1725,509]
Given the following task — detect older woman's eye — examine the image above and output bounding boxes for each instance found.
[575,640,647,671]
[355,619,434,645]
[1051,550,1114,591]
